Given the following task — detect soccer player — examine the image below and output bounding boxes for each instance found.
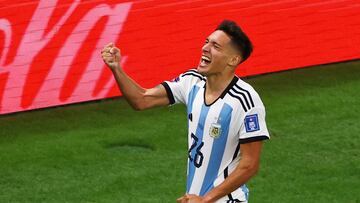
[101,20,269,203]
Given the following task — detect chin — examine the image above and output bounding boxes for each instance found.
[197,65,209,76]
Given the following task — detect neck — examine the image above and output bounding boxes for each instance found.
[205,71,235,94]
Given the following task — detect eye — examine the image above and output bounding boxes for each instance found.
[214,44,221,50]
[204,39,209,44]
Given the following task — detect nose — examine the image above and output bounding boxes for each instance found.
[202,42,210,53]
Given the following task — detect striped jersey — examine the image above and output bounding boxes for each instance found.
[162,69,270,202]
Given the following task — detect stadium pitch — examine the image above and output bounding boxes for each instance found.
[0,60,359,203]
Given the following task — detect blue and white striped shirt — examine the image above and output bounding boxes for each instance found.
[162,69,269,202]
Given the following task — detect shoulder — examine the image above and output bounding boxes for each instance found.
[227,77,265,113]
[171,69,206,88]
[162,69,206,105]
[179,69,206,81]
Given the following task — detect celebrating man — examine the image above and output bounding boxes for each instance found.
[101,20,270,203]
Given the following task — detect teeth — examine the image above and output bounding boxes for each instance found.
[202,56,211,62]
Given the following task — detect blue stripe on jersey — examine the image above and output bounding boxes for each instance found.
[199,103,233,196]
[187,86,200,115]
[186,104,210,193]
[241,184,249,200]
[186,85,200,192]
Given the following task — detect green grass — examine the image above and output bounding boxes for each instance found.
[1,60,360,203]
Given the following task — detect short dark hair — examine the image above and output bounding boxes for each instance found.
[216,20,253,63]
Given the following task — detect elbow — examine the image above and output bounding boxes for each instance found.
[130,102,146,111]
[131,105,141,111]
[252,165,260,176]
[250,162,260,176]
[126,92,153,111]
[130,99,148,111]
[242,161,260,177]
[123,94,148,111]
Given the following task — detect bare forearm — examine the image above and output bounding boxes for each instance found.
[203,161,258,202]
[111,66,146,110]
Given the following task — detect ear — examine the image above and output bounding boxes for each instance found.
[228,55,242,67]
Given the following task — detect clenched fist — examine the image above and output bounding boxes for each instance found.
[101,42,121,71]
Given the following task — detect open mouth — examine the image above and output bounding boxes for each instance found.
[200,55,211,67]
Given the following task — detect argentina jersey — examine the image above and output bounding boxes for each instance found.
[162,69,270,202]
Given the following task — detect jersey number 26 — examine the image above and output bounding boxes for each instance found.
[188,133,204,168]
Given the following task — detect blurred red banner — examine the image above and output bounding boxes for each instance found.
[1,0,359,114]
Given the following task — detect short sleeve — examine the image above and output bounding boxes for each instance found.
[161,69,204,105]
[238,106,270,144]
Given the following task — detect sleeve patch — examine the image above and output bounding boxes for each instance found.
[245,114,260,132]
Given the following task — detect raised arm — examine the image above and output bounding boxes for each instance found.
[101,43,170,110]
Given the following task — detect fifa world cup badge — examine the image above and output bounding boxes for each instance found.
[209,118,222,139]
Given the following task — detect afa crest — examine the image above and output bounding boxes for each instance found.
[209,123,222,139]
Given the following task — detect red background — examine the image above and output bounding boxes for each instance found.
[0,0,359,114]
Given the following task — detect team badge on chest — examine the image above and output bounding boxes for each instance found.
[209,118,222,139]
